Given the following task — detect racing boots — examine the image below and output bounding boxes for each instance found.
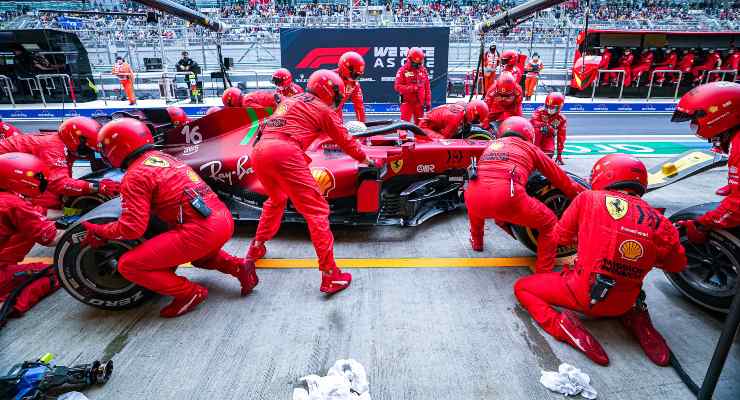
[556,310,610,366]
[233,260,259,296]
[620,300,671,366]
[470,235,484,252]
[192,253,259,296]
[320,268,352,294]
[160,285,208,318]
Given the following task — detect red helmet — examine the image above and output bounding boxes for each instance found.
[307,69,345,109]
[272,68,293,88]
[544,92,565,115]
[407,47,425,67]
[97,118,154,168]
[494,72,517,96]
[222,87,243,107]
[500,50,518,66]
[590,153,648,195]
[58,116,102,157]
[0,120,22,140]
[499,116,534,143]
[465,100,489,125]
[338,51,365,80]
[206,106,221,116]
[0,152,48,197]
[672,82,740,140]
[166,106,189,127]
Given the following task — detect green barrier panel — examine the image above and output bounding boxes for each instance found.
[565,141,710,156]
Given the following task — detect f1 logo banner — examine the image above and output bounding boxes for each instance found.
[280,27,450,104]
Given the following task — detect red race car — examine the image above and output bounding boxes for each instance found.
[55,106,584,310]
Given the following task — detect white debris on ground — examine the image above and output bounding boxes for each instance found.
[293,359,371,400]
[540,363,597,399]
[57,392,90,400]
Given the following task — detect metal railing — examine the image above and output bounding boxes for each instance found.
[0,75,14,108]
[704,69,739,84]
[592,70,626,100]
[35,74,75,108]
[646,70,683,101]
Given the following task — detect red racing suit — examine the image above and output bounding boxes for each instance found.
[598,50,612,70]
[503,64,523,85]
[418,102,489,139]
[240,90,280,109]
[530,107,567,158]
[465,136,582,272]
[606,53,634,86]
[0,121,21,139]
[0,133,94,209]
[0,192,57,265]
[653,52,678,84]
[514,190,686,342]
[482,51,497,92]
[630,51,655,85]
[675,52,696,83]
[275,82,303,98]
[0,192,58,317]
[698,130,740,229]
[89,151,242,298]
[484,82,523,125]
[394,61,431,124]
[691,52,722,82]
[334,69,366,122]
[713,52,740,82]
[252,93,366,272]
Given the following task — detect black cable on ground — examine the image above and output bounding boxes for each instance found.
[669,352,700,396]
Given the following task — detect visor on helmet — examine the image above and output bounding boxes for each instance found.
[37,172,48,193]
[546,105,560,115]
[271,76,284,86]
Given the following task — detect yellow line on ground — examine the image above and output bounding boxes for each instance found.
[24,256,535,269]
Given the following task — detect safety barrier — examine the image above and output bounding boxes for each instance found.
[646,69,683,101]
[35,74,76,108]
[0,75,14,108]
[592,70,626,100]
[704,69,739,84]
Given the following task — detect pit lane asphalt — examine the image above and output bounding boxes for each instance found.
[10,113,688,137]
[1,127,736,399]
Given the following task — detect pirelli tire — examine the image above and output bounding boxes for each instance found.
[665,217,738,313]
[55,217,153,311]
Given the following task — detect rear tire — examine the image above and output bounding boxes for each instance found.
[55,217,152,310]
[665,221,738,313]
[512,186,578,257]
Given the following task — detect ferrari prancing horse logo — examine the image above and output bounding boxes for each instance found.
[605,196,628,220]
[390,159,404,174]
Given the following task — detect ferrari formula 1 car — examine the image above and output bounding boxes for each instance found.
[55,106,583,310]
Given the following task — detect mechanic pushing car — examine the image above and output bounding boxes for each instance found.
[221,87,281,110]
[0,118,22,139]
[514,154,687,366]
[671,82,740,241]
[82,118,258,318]
[0,153,63,266]
[334,51,367,122]
[530,92,567,164]
[418,100,489,139]
[394,47,432,124]
[245,70,372,294]
[272,68,304,97]
[484,72,524,126]
[166,106,190,127]
[0,116,119,210]
[465,116,583,273]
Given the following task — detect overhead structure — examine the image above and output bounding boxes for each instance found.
[475,0,567,35]
[132,0,229,33]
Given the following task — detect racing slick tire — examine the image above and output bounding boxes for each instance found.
[55,217,153,311]
[666,209,738,313]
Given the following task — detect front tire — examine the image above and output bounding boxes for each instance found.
[55,217,153,310]
[512,186,578,257]
[665,222,738,313]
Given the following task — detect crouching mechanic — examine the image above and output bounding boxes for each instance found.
[221,87,281,110]
[671,82,740,238]
[0,118,22,139]
[530,92,567,164]
[81,118,258,318]
[245,70,372,294]
[514,154,686,366]
[272,68,303,97]
[418,100,489,139]
[465,117,583,273]
[0,153,63,317]
[0,116,119,210]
